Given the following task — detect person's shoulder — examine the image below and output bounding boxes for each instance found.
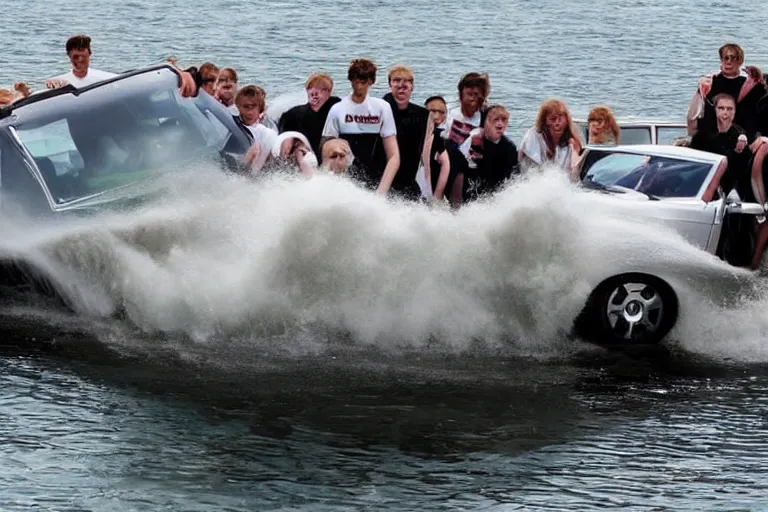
[89,68,117,79]
[369,96,391,109]
[328,97,349,113]
[282,103,305,117]
[503,135,518,153]
[520,126,538,141]
[408,102,428,116]
[52,70,74,81]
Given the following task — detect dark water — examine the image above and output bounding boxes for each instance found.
[3,0,768,510]
[3,333,768,511]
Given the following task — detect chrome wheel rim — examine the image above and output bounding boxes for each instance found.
[605,282,664,341]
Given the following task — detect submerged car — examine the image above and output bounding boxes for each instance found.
[572,144,765,346]
[0,64,252,307]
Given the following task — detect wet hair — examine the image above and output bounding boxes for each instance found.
[320,138,354,170]
[235,85,266,112]
[718,43,745,65]
[587,105,621,144]
[0,88,14,107]
[713,93,737,107]
[218,67,239,83]
[347,58,377,83]
[535,98,582,158]
[484,104,509,124]
[199,62,219,77]
[424,95,446,107]
[457,72,490,98]
[387,64,414,84]
[66,34,92,55]
[305,73,333,90]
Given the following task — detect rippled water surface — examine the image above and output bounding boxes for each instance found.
[2,0,768,510]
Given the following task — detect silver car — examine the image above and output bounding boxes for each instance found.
[572,144,765,346]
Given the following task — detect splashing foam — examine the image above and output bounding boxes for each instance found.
[2,165,768,361]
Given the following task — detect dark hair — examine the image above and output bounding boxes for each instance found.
[457,72,489,96]
[718,43,744,64]
[424,95,446,106]
[347,58,377,83]
[713,92,736,107]
[66,34,92,54]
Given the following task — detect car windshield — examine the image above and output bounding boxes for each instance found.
[582,151,714,198]
[12,68,228,204]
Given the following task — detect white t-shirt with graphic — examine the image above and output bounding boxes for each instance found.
[443,108,482,146]
[52,68,117,88]
[322,94,396,177]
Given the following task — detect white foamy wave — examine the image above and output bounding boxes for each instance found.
[2,165,767,361]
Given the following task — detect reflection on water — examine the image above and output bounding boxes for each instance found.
[2,335,768,511]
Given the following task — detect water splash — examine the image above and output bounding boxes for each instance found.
[1,165,767,362]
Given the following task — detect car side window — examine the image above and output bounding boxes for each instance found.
[657,127,688,145]
[619,127,652,145]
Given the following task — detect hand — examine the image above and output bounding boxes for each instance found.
[243,142,261,166]
[45,78,68,89]
[166,56,178,67]
[279,138,294,160]
[736,136,747,153]
[750,137,768,153]
[13,82,30,98]
[697,74,713,96]
[178,71,197,98]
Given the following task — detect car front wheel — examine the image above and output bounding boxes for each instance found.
[575,273,678,346]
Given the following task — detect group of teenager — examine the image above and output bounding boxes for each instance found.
[4,37,768,211]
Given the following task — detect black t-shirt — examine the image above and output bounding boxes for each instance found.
[382,93,430,194]
[427,127,448,196]
[463,136,520,201]
[758,94,768,137]
[278,96,341,156]
[736,82,767,140]
[691,124,751,195]
[698,74,748,136]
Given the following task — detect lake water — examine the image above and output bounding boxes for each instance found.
[2,0,768,510]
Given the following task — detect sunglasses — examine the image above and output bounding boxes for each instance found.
[722,54,739,62]
[428,108,446,115]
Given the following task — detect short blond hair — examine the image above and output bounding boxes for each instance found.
[387,64,414,84]
[305,73,333,90]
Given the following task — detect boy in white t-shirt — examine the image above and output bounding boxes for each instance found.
[321,58,400,194]
[443,72,490,147]
[45,35,116,89]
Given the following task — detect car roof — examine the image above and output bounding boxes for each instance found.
[0,63,180,121]
[585,144,724,164]
[575,118,686,127]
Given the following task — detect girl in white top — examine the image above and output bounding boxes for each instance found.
[519,98,583,181]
